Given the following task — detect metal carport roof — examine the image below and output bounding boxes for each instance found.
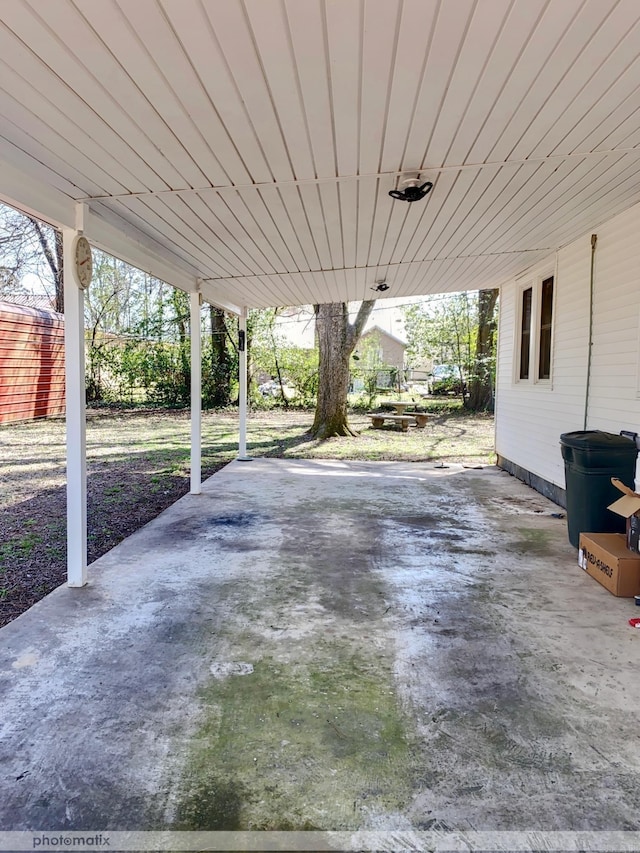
[2,0,640,310]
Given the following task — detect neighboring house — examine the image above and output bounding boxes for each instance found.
[352,326,407,392]
[274,312,408,391]
[358,326,407,373]
[0,300,65,424]
[496,199,640,505]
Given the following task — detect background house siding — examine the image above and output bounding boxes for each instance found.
[359,327,406,371]
[0,301,65,424]
[377,335,405,372]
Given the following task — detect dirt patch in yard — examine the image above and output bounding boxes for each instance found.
[0,407,494,627]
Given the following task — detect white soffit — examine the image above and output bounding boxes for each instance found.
[1,0,640,308]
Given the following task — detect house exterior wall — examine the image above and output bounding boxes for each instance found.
[0,301,65,424]
[360,328,406,371]
[496,200,640,499]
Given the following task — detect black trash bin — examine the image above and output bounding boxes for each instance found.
[560,430,638,547]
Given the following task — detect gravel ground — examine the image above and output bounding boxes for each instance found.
[0,407,495,627]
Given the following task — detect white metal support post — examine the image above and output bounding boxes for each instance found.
[63,226,87,587]
[238,308,250,460]
[190,290,202,494]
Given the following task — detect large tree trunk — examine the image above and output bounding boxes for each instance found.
[209,306,231,407]
[172,290,190,404]
[311,300,375,439]
[467,288,498,412]
[53,230,64,313]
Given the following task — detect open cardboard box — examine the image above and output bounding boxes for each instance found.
[608,478,640,553]
[578,533,640,596]
[576,478,640,596]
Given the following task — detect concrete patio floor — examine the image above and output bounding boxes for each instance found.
[1,458,640,833]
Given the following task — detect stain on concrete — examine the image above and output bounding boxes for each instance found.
[144,505,267,550]
[175,776,246,830]
[173,649,416,830]
[207,512,260,528]
[285,514,387,621]
[169,490,424,830]
[11,650,39,668]
[506,526,555,556]
[391,514,441,529]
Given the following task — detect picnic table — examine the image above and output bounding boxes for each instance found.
[367,409,435,431]
[383,401,414,415]
[381,401,435,428]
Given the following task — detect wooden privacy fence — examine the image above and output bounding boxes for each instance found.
[0,301,65,424]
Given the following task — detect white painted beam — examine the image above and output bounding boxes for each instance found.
[0,149,77,230]
[199,280,242,316]
[238,308,250,460]
[63,227,87,587]
[190,291,202,495]
[0,156,205,297]
[84,205,201,294]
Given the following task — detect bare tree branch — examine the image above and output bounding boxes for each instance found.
[28,217,63,311]
[347,299,376,350]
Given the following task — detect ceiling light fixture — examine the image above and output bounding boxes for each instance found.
[389,175,433,203]
[371,282,390,292]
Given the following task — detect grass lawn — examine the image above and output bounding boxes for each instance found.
[246,408,494,463]
[0,404,494,626]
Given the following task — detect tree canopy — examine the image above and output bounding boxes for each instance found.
[404,290,498,411]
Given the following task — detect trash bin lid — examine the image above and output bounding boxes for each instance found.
[560,430,637,450]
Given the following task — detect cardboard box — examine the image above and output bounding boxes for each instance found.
[630,515,640,553]
[578,533,640,596]
[608,478,640,553]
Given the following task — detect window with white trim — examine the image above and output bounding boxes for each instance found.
[516,274,554,383]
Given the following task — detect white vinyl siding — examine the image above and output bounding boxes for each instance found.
[497,199,640,490]
[585,207,640,428]
[496,239,590,488]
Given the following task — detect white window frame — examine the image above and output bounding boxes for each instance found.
[514,266,556,387]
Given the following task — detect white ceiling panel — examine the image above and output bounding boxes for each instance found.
[379,0,438,173]
[444,0,549,167]
[484,0,617,162]
[1,0,640,310]
[523,2,640,159]
[403,0,475,171]
[424,0,514,169]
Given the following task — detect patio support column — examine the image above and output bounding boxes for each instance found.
[190,290,202,494]
[238,307,250,460]
[63,226,87,587]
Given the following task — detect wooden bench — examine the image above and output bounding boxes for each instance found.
[412,412,433,428]
[367,413,414,432]
[380,407,435,427]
